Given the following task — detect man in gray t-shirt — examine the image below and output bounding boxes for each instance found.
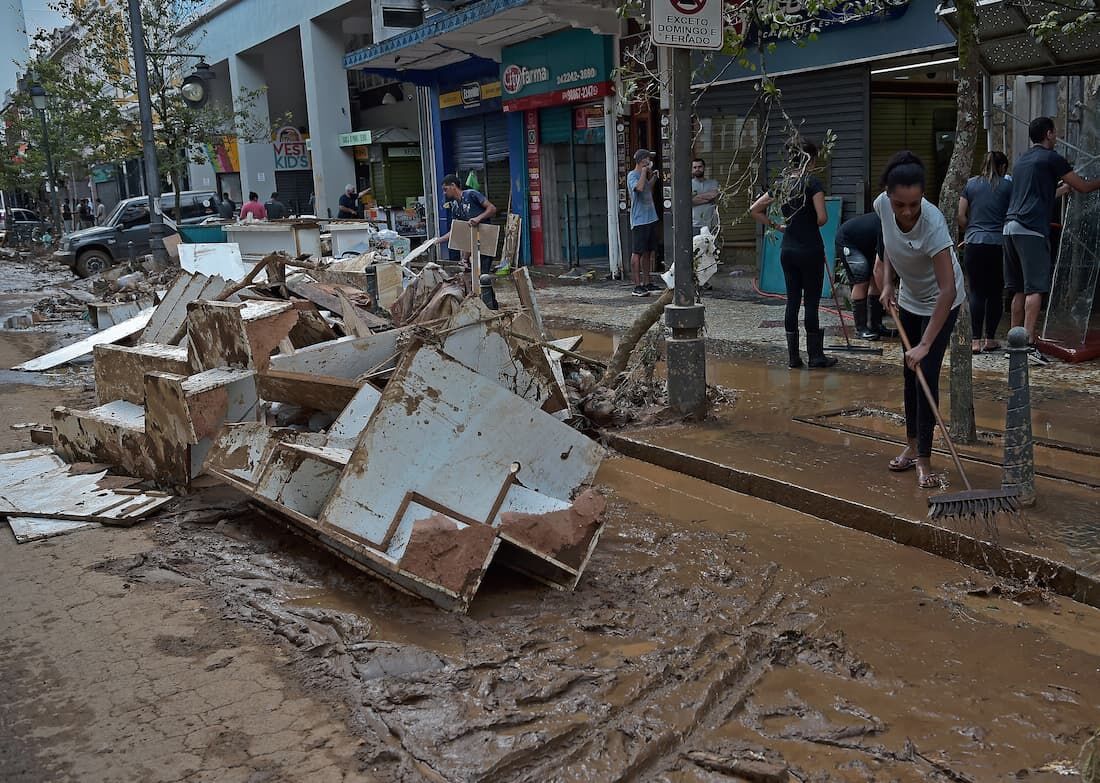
[691,158,719,236]
[1004,116,1100,343]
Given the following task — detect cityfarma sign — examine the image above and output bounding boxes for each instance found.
[500,28,613,102]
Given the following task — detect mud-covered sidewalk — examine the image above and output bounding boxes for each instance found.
[2,256,1100,781]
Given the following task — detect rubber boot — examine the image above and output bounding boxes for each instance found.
[853,298,879,341]
[807,331,838,368]
[870,297,894,338]
[786,331,804,369]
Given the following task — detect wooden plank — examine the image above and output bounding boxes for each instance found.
[94,343,190,405]
[14,309,155,371]
[141,272,209,343]
[512,267,546,338]
[258,370,360,412]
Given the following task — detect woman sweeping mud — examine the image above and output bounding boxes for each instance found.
[750,139,836,370]
[874,152,966,489]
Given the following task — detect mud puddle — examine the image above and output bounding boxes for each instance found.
[96,457,1100,782]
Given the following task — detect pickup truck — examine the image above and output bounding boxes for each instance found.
[53,190,220,276]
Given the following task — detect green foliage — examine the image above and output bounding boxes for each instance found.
[0,50,132,193]
[5,0,278,205]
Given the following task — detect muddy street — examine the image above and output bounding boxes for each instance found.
[1,258,1099,782]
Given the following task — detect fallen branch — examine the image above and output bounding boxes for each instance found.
[599,288,673,387]
[505,330,607,370]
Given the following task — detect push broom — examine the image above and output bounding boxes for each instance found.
[891,304,1020,530]
[824,260,883,356]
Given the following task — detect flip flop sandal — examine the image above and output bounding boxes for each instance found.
[889,456,917,472]
[918,473,940,489]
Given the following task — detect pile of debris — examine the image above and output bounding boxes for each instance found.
[3,251,608,612]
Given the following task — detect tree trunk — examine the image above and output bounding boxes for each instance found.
[599,289,674,387]
[937,0,980,445]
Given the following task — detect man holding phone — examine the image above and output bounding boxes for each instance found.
[627,149,661,297]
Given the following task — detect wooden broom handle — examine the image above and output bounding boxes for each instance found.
[889,303,972,491]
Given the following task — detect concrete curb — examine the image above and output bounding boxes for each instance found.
[604,432,1100,610]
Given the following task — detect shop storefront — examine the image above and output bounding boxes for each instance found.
[691,0,960,260]
[273,127,313,215]
[439,75,509,207]
[501,28,615,267]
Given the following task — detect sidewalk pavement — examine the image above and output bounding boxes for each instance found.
[504,265,1100,397]
[494,269,1100,586]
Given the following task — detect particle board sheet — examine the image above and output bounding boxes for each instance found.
[13,309,155,371]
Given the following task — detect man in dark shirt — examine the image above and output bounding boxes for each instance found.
[265,192,288,220]
[1004,116,1100,342]
[338,185,364,219]
[436,174,498,308]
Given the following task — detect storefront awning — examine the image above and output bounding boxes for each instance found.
[937,0,1100,75]
[344,0,619,74]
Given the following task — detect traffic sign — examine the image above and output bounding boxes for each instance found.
[650,0,725,50]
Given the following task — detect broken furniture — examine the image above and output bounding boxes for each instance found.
[52,300,298,489]
[205,340,604,613]
[225,221,322,260]
[0,448,172,543]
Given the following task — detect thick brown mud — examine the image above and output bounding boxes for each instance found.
[78,460,1100,782]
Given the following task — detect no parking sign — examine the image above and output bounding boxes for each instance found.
[650,0,725,49]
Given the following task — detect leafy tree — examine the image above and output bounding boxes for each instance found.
[937,0,979,443]
[618,0,907,218]
[41,0,273,218]
[0,45,134,225]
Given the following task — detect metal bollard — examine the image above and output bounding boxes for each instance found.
[479,273,499,311]
[1002,326,1036,506]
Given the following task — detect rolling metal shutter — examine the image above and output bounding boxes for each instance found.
[761,66,870,217]
[696,65,871,247]
[539,107,573,145]
[869,95,988,205]
[453,116,486,170]
[694,81,765,246]
[484,114,508,162]
[386,157,424,206]
[274,171,313,216]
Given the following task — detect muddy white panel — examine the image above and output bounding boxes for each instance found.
[7,517,99,543]
[179,243,249,281]
[203,423,328,490]
[268,329,408,379]
[328,385,382,442]
[319,345,603,548]
[0,449,66,490]
[13,309,155,371]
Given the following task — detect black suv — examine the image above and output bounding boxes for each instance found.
[54,190,219,277]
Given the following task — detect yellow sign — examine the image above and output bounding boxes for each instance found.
[439,81,501,109]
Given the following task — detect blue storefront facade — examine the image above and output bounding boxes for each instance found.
[343,0,622,269]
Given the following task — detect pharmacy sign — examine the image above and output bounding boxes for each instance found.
[651,0,725,49]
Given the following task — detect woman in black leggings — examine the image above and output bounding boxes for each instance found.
[874,152,967,489]
[750,139,837,369]
[957,151,1011,352]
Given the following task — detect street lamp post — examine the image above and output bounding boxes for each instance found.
[126,0,167,265]
[28,84,62,240]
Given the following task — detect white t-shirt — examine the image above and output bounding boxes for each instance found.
[874,192,966,317]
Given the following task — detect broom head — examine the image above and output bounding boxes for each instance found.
[927,488,1021,521]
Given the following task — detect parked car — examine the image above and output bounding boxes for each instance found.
[0,208,50,245]
[53,190,219,277]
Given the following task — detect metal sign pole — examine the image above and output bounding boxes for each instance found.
[127,0,167,266]
[664,45,708,418]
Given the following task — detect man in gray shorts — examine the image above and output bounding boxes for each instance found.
[1004,116,1100,343]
